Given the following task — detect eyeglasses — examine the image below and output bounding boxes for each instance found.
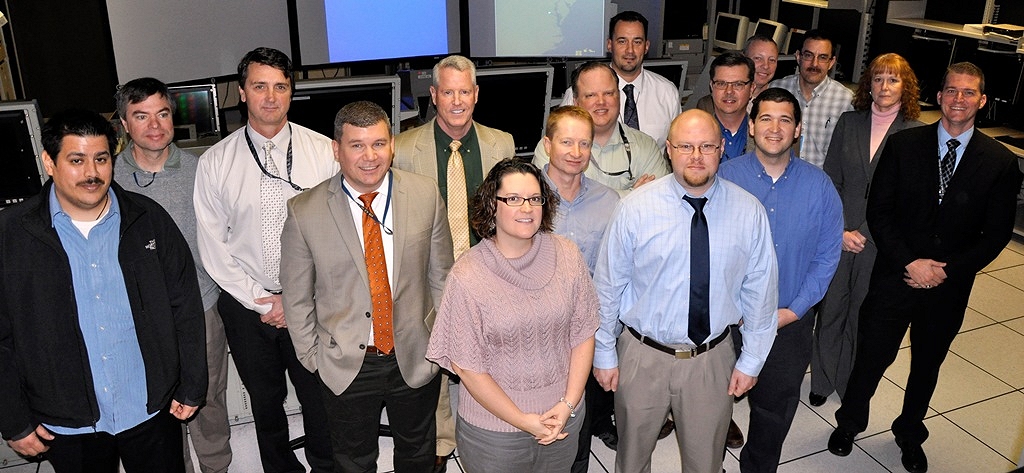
[496,195,546,207]
[711,80,751,90]
[669,143,721,156]
[799,51,833,63]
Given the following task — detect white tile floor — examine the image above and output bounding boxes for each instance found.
[5,240,1024,473]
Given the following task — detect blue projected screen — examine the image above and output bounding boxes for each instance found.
[295,0,460,65]
[325,1,449,62]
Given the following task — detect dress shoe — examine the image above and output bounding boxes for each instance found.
[828,428,855,456]
[596,430,618,450]
[808,392,828,407]
[726,419,744,449]
[895,438,928,472]
[658,419,675,439]
[432,455,448,473]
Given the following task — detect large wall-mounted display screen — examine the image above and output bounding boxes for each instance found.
[296,0,461,66]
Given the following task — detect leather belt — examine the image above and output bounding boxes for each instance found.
[365,345,393,356]
[626,326,728,359]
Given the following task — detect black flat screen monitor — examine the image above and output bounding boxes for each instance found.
[168,84,220,140]
[287,75,402,139]
[0,100,46,207]
[472,66,554,156]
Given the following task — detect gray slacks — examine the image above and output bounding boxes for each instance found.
[455,400,585,473]
[614,331,736,473]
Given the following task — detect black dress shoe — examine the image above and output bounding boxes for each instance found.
[828,428,855,456]
[596,430,618,450]
[657,419,675,439]
[895,438,928,472]
[726,419,744,449]
[808,392,828,407]
[432,455,448,473]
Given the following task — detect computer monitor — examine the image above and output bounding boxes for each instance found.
[753,19,789,48]
[714,13,750,51]
[643,59,690,96]
[472,65,554,156]
[0,100,46,207]
[784,28,807,56]
[287,75,402,139]
[168,84,221,141]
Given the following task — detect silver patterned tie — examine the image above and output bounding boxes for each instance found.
[938,139,959,202]
[260,140,285,283]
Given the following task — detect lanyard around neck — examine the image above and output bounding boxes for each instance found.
[244,124,305,192]
[341,171,394,236]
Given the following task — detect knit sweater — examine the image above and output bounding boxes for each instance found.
[426,232,600,432]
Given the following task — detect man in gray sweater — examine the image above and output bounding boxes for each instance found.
[113,77,231,473]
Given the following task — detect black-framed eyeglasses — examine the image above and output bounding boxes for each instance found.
[132,171,157,188]
[711,80,752,90]
[496,195,546,207]
[669,143,721,156]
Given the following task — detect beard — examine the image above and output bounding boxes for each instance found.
[683,170,711,188]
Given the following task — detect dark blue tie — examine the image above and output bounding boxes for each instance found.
[683,195,711,345]
[623,84,640,131]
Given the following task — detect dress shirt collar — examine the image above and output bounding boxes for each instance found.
[618,66,647,93]
[49,186,120,226]
[246,122,292,153]
[937,122,975,164]
[542,163,593,204]
[808,76,836,102]
[341,169,394,205]
[669,172,722,203]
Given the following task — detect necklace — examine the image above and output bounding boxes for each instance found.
[95,193,110,220]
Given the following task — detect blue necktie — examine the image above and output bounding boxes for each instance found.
[683,195,711,345]
[623,84,640,131]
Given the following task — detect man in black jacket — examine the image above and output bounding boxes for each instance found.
[0,109,207,473]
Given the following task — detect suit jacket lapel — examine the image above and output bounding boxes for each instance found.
[327,177,370,287]
[945,133,985,196]
[852,112,872,178]
[414,118,439,181]
[391,172,408,281]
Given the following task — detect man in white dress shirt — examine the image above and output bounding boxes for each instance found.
[194,47,338,473]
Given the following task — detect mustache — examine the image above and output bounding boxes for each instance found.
[78,177,105,186]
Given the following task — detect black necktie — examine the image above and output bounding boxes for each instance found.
[623,84,640,131]
[683,195,711,345]
[938,138,959,202]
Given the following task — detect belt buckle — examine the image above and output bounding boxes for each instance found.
[674,347,697,359]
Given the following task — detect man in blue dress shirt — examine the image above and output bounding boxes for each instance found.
[0,110,207,473]
[594,109,779,473]
[539,105,620,473]
[718,88,843,473]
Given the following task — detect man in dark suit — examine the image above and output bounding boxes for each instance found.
[827,62,1023,473]
[280,101,453,472]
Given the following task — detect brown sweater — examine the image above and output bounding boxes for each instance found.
[426,232,600,432]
